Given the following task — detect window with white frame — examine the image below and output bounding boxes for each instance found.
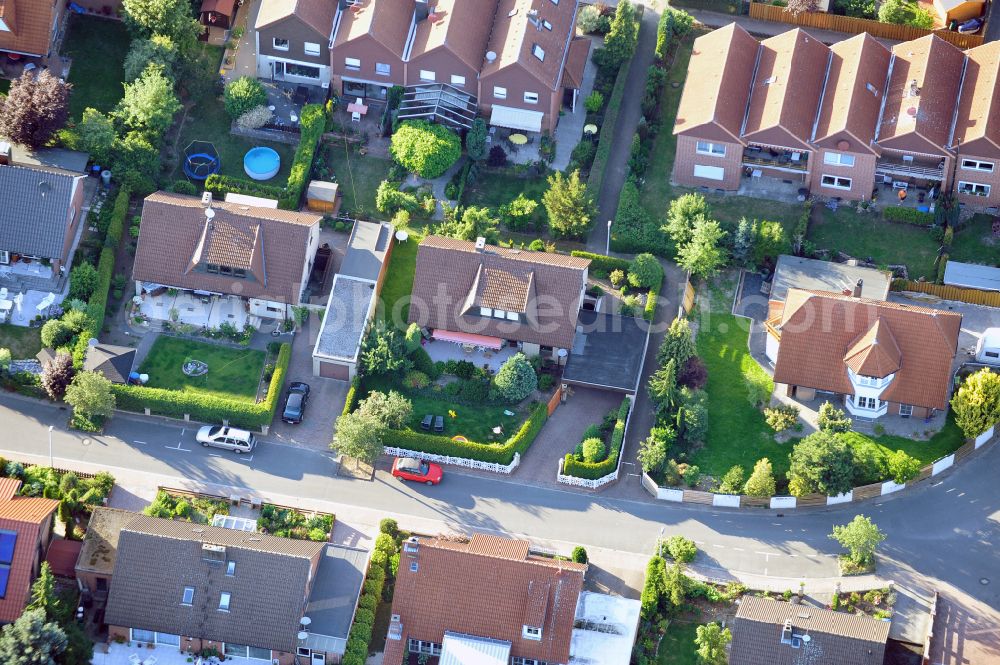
[506,311,519,321]
[345,57,361,71]
[524,91,539,104]
[224,644,271,660]
[899,404,913,417]
[407,639,442,656]
[480,307,493,317]
[958,181,991,196]
[532,44,545,61]
[821,175,852,190]
[304,42,320,56]
[376,62,391,76]
[419,69,436,82]
[523,625,542,641]
[226,561,236,576]
[451,74,466,86]
[961,159,993,172]
[695,141,725,156]
[494,86,507,99]
[218,592,231,612]
[824,151,855,167]
[493,309,507,319]
[132,629,155,643]
[410,561,419,572]
[181,586,194,605]
[273,38,289,50]
[854,396,878,410]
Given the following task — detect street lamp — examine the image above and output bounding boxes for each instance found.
[606,220,612,255]
[48,426,54,468]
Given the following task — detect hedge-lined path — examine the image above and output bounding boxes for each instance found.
[587,4,661,254]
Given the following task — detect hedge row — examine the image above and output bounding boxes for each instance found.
[384,402,548,464]
[587,42,632,196]
[570,250,630,274]
[204,174,285,202]
[342,566,385,665]
[643,275,662,322]
[562,397,630,480]
[111,343,291,429]
[342,377,360,417]
[610,179,671,256]
[74,188,131,368]
[883,205,934,226]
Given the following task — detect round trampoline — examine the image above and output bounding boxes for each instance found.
[182,141,221,181]
[244,147,280,181]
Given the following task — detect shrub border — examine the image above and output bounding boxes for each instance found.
[587,23,635,196]
[562,397,630,479]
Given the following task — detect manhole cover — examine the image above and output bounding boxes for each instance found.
[980,578,990,585]
[82,438,91,447]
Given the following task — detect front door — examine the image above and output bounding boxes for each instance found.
[310,653,325,664]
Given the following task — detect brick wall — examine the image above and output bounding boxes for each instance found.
[954,153,1000,211]
[673,135,744,191]
[811,151,877,201]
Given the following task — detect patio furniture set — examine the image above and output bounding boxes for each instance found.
[420,414,445,433]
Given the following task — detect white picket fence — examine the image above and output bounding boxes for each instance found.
[383,446,520,474]
[556,457,618,489]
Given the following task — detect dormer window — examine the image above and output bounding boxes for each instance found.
[206,264,247,278]
[522,625,542,640]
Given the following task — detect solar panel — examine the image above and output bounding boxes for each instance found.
[0,565,10,599]
[0,531,16,565]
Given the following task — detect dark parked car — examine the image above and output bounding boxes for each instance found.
[282,382,311,423]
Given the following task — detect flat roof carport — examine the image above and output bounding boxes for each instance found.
[561,311,650,395]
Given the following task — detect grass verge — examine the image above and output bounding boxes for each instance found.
[138,336,265,402]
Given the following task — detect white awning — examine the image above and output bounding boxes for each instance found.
[439,632,511,665]
[489,105,544,133]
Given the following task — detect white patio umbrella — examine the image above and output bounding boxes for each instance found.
[12,292,22,313]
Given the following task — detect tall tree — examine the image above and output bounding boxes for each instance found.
[121,0,201,51]
[743,458,776,498]
[114,65,181,138]
[123,34,178,82]
[332,411,386,466]
[677,218,727,279]
[26,564,62,620]
[787,430,856,496]
[75,109,116,165]
[355,391,413,430]
[657,318,696,369]
[542,170,594,239]
[41,353,75,401]
[731,217,757,268]
[599,0,639,70]
[465,118,488,162]
[435,205,500,244]
[951,368,1000,439]
[0,71,70,149]
[0,608,67,665]
[663,193,710,247]
[64,372,116,421]
[695,623,732,665]
[647,358,678,413]
[830,515,885,566]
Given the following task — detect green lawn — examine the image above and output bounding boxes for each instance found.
[465,170,550,231]
[362,375,527,442]
[63,15,130,120]
[138,337,265,402]
[0,325,42,359]
[656,621,699,665]
[324,141,393,216]
[951,214,1000,267]
[806,207,940,279]
[377,229,423,328]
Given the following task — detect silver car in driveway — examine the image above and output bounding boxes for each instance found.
[195,426,256,453]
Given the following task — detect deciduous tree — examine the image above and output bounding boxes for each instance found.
[115,65,181,138]
[663,193,710,247]
[695,622,732,665]
[121,0,201,51]
[64,372,116,420]
[830,514,885,566]
[356,390,412,430]
[390,120,462,178]
[41,353,75,401]
[951,368,1000,438]
[0,71,70,149]
[788,430,855,496]
[784,0,820,15]
[124,34,178,82]
[677,218,727,279]
[332,411,386,466]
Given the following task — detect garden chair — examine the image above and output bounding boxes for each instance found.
[128,655,141,665]
[420,414,433,431]
[143,657,157,665]
[434,416,444,433]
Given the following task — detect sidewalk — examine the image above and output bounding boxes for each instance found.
[685,7,900,45]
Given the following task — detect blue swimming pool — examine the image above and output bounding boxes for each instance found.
[243,147,280,181]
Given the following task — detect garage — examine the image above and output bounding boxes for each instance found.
[317,360,351,381]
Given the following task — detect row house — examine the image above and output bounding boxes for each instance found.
[673,24,1000,212]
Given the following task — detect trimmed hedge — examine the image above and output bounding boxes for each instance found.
[611,179,671,256]
[883,205,934,226]
[342,376,361,417]
[936,253,949,284]
[205,174,285,202]
[383,402,548,464]
[570,250,630,274]
[105,189,129,249]
[587,40,632,195]
[643,275,662,322]
[111,344,291,429]
[563,397,630,480]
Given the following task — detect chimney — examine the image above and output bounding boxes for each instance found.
[414,0,430,21]
[853,279,863,298]
[475,237,486,252]
[908,79,919,97]
[201,191,213,207]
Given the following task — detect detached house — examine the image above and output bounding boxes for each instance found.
[0,0,65,58]
[255,0,335,88]
[132,192,322,329]
[768,288,961,419]
[384,534,640,665]
[408,236,590,360]
[0,477,58,623]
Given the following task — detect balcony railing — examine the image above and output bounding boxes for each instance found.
[742,149,809,173]
[875,159,945,180]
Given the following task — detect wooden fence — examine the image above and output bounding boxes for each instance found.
[748,3,985,48]
[891,279,1000,307]
[547,385,563,416]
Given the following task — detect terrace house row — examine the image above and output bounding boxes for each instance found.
[673,25,1000,211]
[255,0,590,134]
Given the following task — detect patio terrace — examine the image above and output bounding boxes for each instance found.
[742,145,809,173]
[423,337,520,372]
[92,642,262,665]
[138,291,250,330]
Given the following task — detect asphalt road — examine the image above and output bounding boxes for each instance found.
[6,394,1000,617]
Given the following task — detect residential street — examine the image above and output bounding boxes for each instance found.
[4,393,999,623]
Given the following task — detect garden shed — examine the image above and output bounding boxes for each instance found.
[943,260,1000,292]
[306,180,341,214]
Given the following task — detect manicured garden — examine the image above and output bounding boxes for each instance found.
[62,15,131,119]
[376,228,422,327]
[464,170,550,231]
[137,336,265,402]
[655,622,699,664]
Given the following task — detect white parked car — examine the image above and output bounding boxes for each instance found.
[195,426,256,453]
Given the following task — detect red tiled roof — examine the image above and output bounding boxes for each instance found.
[45,538,82,578]
[0,479,57,623]
[772,289,961,410]
[383,535,586,665]
[952,41,1000,158]
[0,0,58,57]
[561,37,591,90]
[843,318,901,378]
[481,0,578,91]
[255,0,335,37]
[332,0,415,58]
[408,0,498,73]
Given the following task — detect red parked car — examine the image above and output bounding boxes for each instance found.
[391,457,443,485]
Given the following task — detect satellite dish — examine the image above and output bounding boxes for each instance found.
[802,635,812,643]
[87,338,99,347]
[300,617,312,626]
[557,348,568,358]
[297,631,308,641]
[205,207,216,220]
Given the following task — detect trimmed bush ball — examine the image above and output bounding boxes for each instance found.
[581,437,606,463]
[390,120,462,178]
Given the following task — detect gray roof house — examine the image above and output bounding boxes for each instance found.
[0,162,86,270]
[103,513,367,662]
[82,344,137,384]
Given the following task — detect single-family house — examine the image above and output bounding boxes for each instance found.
[312,220,393,381]
[100,512,367,664]
[408,235,590,361]
[769,288,961,419]
[132,191,322,329]
[730,595,890,665]
[809,34,891,200]
[766,255,891,325]
[255,0,335,88]
[384,534,640,665]
[478,0,582,134]
[951,41,1000,211]
[0,477,59,623]
[0,0,66,58]
[329,0,413,99]
[0,157,86,274]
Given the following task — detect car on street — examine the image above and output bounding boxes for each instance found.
[391,457,443,485]
[196,426,256,453]
[282,382,311,424]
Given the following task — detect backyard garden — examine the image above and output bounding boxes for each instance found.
[62,15,131,121]
[0,462,115,539]
[137,336,266,402]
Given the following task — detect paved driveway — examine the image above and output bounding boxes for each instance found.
[269,316,347,450]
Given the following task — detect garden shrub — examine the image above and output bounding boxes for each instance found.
[390,120,462,178]
[883,206,934,226]
[409,347,439,380]
[571,546,589,564]
[492,353,537,402]
[379,517,399,537]
[69,263,99,301]
[236,105,272,130]
[570,140,597,172]
[563,398,630,480]
[581,437,606,463]
[578,4,611,34]
[349,622,372,645]
[343,377,361,417]
[764,404,799,432]
[169,179,197,195]
[205,174,285,202]
[223,77,267,119]
[611,179,671,256]
[665,535,697,563]
[357,594,377,613]
[628,253,663,289]
[403,370,429,389]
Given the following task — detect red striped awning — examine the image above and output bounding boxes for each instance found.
[431,329,503,349]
